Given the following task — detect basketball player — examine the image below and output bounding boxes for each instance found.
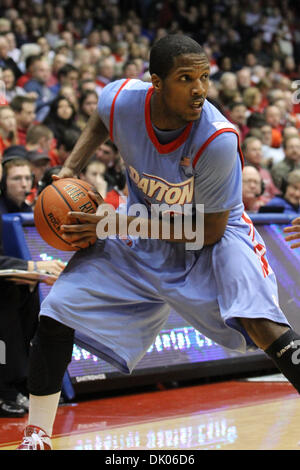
[18,35,300,450]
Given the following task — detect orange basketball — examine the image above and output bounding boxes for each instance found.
[34,178,98,251]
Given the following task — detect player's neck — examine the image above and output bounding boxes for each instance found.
[150,92,188,131]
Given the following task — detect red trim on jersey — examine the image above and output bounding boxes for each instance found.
[109,78,131,141]
[242,212,270,278]
[144,87,193,154]
[192,128,244,169]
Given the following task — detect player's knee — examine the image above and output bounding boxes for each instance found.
[28,317,74,395]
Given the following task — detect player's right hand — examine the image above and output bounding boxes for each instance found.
[52,167,76,181]
[284,217,300,249]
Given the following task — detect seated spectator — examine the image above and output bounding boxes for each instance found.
[0,157,65,417]
[50,64,79,96]
[26,124,54,162]
[23,58,54,122]
[25,150,51,207]
[43,95,80,143]
[79,159,107,198]
[0,35,22,81]
[15,53,42,88]
[1,66,26,103]
[242,165,265,213]
[96,57,115,90]
[264,105,283,148]
[76,90,98,131]
[242,136,280,204]
[0,157,33,214]
[94,140,124,191]
[243,86,264,113]
[260,123,285,167]
[0,105,19,156]
[227,101,249,141]
[10,95,37,146]
[49,128,81,166]
[271,136,300,189]
[265,169,300,215]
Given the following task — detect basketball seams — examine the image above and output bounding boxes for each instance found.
[35,178,97,251]
[40,190,73,248]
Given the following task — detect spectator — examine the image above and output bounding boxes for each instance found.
[242,165,265,213]
[48,128,81,167]
[76,90,98,131]
[94,140,123,191]
[0,157,65,417]
[26,124,54,159]
[23,59,54,122]
[242,136,280,203]
[43,95,80,144]
[266,169,300,215]
[264,105,283,148]
[0,157,33,213]
[260,123,285,167]
[50,64,79,96]
[0,105,19,156]
[228,102,249,141]
[10,96,37,146]
[79,159,108,198]
[0,35,22,80]
[96,57,115,90]
[16,53,42,88]
[271,136,300,189]
[1,66,26,103]
[25,150,51,206]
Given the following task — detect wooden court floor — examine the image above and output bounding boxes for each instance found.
[1,379,300,450]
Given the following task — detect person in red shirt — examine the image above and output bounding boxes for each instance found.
[0,105,19,156]
[242,136,280,204]
[10,96,37,146]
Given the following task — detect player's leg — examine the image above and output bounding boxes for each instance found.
[17,316,74,450]
[240,317,300,393]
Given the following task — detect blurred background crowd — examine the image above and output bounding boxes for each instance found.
[0,0,300,417]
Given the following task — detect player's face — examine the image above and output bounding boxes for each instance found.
[153,53,210,128]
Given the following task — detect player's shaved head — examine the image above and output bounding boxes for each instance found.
[149,34,207,79]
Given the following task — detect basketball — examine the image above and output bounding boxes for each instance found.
[34,178,98,251]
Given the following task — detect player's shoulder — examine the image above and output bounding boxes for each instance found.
[201,99,238,134]
[101,78,151,99]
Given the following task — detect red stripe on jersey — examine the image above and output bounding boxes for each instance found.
[144,87,193,154]
[242,212,270,278]
[192,128,244,169]
[109,78,131,141]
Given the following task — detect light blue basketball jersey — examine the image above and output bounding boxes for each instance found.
[98,79,244,224]
[39,78,290,374]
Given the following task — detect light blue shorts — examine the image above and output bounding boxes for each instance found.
[40,213,289,373]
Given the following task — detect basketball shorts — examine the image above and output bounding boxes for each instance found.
[40,213,289,374]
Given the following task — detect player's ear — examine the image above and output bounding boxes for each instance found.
[151,74,162,93]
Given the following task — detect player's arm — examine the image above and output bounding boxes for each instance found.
[284,217,300,249]
[60,209,229,247]
[57,110,109,178]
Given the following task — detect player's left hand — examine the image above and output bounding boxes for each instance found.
[61,189,106,249]
[283,217,300,249]
[61,212,102,248]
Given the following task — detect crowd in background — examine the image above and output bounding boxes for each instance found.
[0,0,300,416]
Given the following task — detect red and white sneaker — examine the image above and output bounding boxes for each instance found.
[17,425,52,450]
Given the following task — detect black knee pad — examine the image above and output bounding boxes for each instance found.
[28,316,74,396]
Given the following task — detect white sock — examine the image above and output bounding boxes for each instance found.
[28,391,61,437]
